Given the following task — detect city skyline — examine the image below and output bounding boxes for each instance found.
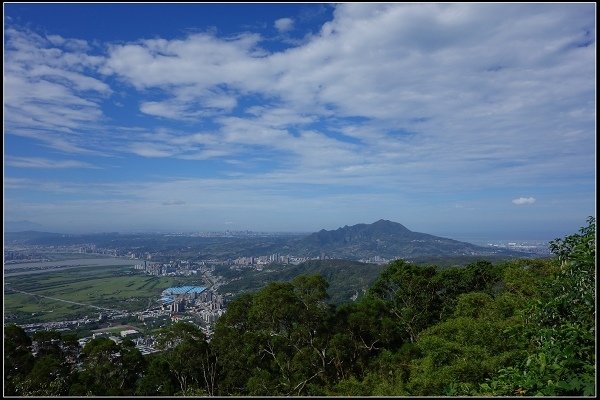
[4,3,596,240]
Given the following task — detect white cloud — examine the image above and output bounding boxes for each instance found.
[139,87,237,120]
[274,17,295,33]
[101,32,266,90]
[97,3,594,190]
[4,27,110,154]
[162,200,186,206]
[5,156,98,169]
[512,197,536,205]
[129,142,175,158]
[139,101,190,120]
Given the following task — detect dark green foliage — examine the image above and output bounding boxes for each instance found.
[13,330,82,396]
[4,324,35,395]
[150,321,217,395]
[369,260,440,342]
[407,293,529,395]
[18,354,74,396]
[544,217,595,328]
[327,345,417,396]
[135,353,179,396]
[213,275,334,395]
[72,336,145,396]
[434,260,506,319]
[326,298,392,385]
[76,338,123,395]
[211,293,255,394]
[499,259,550,299]
[482,217,596,396]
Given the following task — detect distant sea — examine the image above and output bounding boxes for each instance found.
[434,234,555,247]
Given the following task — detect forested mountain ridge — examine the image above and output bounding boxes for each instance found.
[5,218,595,396]
[291,219,529,259]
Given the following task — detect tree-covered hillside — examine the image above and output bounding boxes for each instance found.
[220,259,386,304]
[4,218,595,396]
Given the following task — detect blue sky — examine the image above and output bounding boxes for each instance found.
[3,3,596,239]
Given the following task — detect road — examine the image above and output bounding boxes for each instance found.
[201,270,215,289]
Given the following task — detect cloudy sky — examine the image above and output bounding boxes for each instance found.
[3,3,596,240]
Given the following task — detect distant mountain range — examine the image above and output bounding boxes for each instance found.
[4,220,44,232]
[288,219,529,260]
[4,219,536,261]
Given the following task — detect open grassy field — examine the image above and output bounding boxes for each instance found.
[92,324,139,334]
[3,292,91,323]
[4,264,203,324]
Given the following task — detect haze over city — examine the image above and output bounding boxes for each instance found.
[4,3,595,240]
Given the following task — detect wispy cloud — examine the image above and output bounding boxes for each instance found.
[4,27,110,155]
[162,200,186,206]
[5,156,98,169]
[274,17,294,33]
[512,197,536,205]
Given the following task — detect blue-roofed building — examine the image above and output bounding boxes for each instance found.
[160,286,206,306]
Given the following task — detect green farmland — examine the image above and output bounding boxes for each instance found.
[4,264,203,324]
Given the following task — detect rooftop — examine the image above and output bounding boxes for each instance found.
[161,286,206,296]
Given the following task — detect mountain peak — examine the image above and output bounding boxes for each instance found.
[372,219,402,225]
[373,219,391,224]
[370,219,411,232]
[296,219,517,260]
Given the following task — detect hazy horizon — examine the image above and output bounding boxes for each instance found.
[4,218,571,243]
[4,4,595,239]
